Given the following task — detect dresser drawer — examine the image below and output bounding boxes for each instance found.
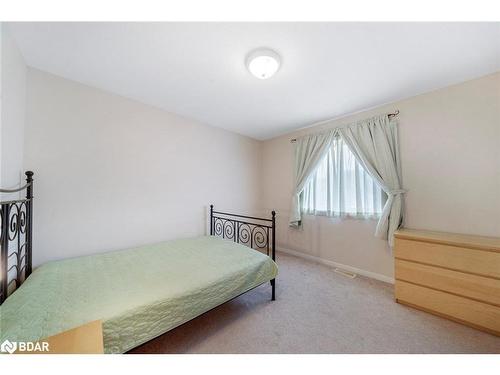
[395,280,500,335]
[394,238,500,279]
[395,259,500,306]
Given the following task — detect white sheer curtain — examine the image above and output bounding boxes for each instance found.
[302,135,386,218]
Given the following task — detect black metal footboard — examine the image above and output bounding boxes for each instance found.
[0,171,34,305]
[209,205,276,300]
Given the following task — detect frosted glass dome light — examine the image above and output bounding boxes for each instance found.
[246,48,281,80]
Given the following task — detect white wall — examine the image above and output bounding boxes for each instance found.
[24,68,262,267]
[0,23,26,194]
[261,72,500,281]
[15,58,500,281]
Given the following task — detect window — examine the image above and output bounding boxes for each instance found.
[302,136,386,218]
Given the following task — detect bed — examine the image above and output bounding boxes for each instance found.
[0,172,278,353]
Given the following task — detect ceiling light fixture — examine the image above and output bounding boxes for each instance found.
[246,48,281,80]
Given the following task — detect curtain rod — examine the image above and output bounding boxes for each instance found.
[290,110,400,143]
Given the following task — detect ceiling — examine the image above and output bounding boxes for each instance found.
[8,22,500,140]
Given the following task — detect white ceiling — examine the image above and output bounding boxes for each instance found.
[8,22,500,140]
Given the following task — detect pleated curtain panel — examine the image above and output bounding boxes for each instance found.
[289,129,336,226]
[289,114,405,246]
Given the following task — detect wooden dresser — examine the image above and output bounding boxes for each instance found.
[394,229,500,336]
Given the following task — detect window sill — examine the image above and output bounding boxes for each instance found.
[302,211,381,221]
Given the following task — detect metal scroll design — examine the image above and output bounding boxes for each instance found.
[0,201,30,302]
[0,171,33,305]
[212,216,272,256]
[210,205,276,301]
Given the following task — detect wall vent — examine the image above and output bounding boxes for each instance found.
[334,268,357,279]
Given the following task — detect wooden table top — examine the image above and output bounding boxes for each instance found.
[394,228,500,252]
[15,320,104,354]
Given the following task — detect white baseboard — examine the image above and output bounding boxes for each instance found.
[277,247,395,284]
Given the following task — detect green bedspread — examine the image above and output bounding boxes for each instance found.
[0,236,278,353]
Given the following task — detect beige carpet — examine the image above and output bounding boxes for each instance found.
[129,252,500,354]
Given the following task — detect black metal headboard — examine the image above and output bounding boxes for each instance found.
[210,205,276,300]
[209,205,275,262]
[0,171,34,305]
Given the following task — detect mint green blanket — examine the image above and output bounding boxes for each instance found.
[0,236,277,353]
